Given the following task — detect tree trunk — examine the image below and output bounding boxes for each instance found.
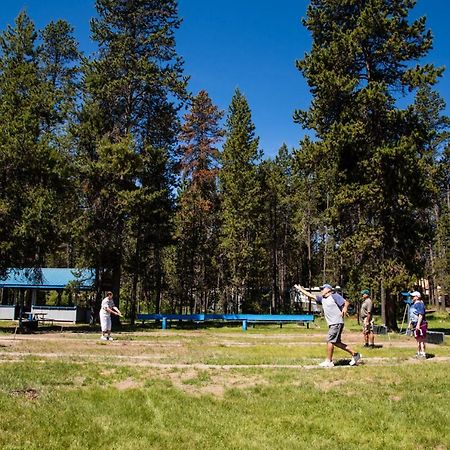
[381,279,386,326]
[112,262,122,328]
[385,291,398,331]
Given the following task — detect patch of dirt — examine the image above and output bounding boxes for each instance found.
[72,376,86,386]
[158,368,268,398]
[114,378,143,390]
[313,379,346,391]
[11,388,40,400]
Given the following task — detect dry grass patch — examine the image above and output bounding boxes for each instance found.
[149,367,269,398]
[114,378,144,390]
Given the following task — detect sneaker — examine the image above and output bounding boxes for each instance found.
[350,353,361,366]
[107,336,113,341]
[419,352,426,358]
[319,360,334,368]
[100,336,108,341]
[364,343,370,348]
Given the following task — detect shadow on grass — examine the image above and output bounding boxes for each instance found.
[0,320,247,335]
[428,328,450,335]
[334,359,352,366]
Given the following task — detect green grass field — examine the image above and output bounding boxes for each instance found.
[0,314,449,450]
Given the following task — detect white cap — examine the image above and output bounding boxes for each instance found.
[410,291,421,298]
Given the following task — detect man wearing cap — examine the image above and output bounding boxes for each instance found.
[295,283,361,367]
[360,290,375,348]
[408,291,427,358]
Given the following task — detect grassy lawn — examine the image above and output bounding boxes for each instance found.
[0,314,449,449]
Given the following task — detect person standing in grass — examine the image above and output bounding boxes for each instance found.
[295,284,361,368]
[360,290,375,348]
[99,291,122,341]
[408,291,427,358]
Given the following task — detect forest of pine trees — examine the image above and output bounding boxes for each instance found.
[1,0,449,328]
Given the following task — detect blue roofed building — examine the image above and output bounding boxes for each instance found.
[0,268,96,323]
[0,268,95,290]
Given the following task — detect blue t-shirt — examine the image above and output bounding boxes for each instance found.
[409,301,426,325]
[316,293,345,326]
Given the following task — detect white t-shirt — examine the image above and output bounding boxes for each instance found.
[316,293,345,326]
[100,297,114,317]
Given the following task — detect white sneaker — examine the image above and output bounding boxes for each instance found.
[319,360,334,368]
[107,336,113,341]
[350,353,361,366]
[100,336,108,341]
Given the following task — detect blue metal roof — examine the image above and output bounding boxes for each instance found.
[0,268,95,290]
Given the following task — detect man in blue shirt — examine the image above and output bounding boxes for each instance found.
[296,284,361,367]
[408,291,427,358]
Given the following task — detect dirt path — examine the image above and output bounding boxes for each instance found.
[1,349,449,368]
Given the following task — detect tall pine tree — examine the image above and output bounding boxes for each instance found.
[295,0,443,328]
[219,89,265,313]
[0,12,77,275]
[75,0,187,316]
[173,90,224,314]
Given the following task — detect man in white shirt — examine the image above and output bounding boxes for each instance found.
[296,284,361,367]
[99,291,122,341]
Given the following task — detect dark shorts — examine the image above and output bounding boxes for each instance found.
[413,323,427,341]
[327,323,344,343]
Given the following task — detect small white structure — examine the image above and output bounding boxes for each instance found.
[291,286,322,313]
[0,305,15,320]
[31,305,88,323]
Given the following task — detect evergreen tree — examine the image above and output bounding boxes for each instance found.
[262,145,301,312]
[0,12,77,275]
[434,144,450,307]
[414,87,450,309]
[295,0,443,328]
[39,19,80,136]
[174,90,224,314]
[75,0,187,316]
[219,89,265,312]
[39,19,81,267]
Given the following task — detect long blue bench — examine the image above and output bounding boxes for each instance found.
[137,313,315,331]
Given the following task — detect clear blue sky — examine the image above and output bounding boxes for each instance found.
[1,0,449,158]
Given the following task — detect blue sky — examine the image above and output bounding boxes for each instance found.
[1,0,449,158]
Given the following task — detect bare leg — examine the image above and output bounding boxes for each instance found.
[418,340,426,354]
[334,341,356,356]
[363,331,369,345]
[327,342,334,361]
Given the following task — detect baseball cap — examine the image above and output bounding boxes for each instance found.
[361,289,370,295]
[320,284,333,290]
[410,291,421,298]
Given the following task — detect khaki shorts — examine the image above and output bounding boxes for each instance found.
[362,319,374,334]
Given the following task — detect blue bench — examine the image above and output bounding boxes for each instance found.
[137,313,315,331]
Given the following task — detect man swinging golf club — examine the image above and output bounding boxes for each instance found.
[99,291,122,341]
[295,284,361,367]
